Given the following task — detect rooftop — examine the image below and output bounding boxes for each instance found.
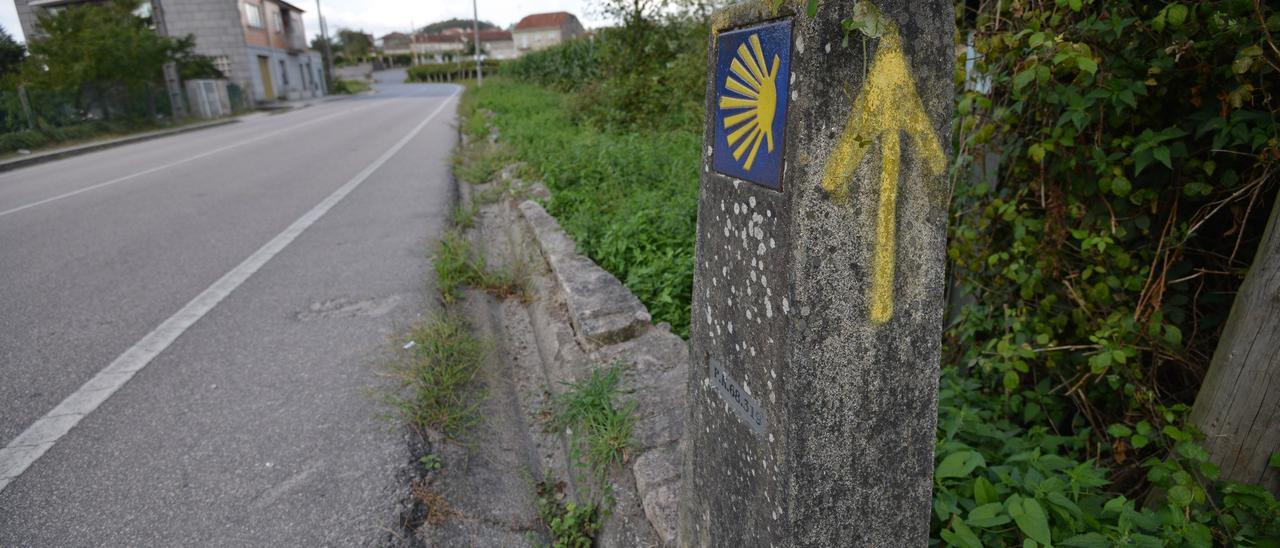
[514,12,576,31]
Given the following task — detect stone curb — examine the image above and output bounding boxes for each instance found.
[516,200,653,351]
[0,118,240,174]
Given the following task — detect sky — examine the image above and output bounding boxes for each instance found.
[1,0,614,44]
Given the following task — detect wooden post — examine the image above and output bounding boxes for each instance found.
[1190,191,1280,496]
[678,0,955,545]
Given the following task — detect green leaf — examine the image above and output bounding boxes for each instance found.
[805,0,818,18]
[1166,4,1188,27]
[942,516,984,548]
[968,502,1011,528]
[1062,532,1112,548]
[1169,485,1193,507]
[974,476,999,505]
[1068,0,1083,11]
[1131,434,1150,448]
[937,450,985,479]
[1028,143,1046,162]
[1153,146,1173,169]
[1013,498,1053,545]
[1077,56,1098,76]
[1270,452,1280,470]
[1013,68,1036,90]
[1107,424,1132,438]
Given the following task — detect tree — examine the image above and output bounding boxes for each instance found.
[23,0,187,120]
[336,29,372,62]
[419,18,496,34]
[0,25,25,79]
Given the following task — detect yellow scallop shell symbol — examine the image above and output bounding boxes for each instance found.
[719,34,780,172]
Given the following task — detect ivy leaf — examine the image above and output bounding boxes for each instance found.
[1153,146,1173,169]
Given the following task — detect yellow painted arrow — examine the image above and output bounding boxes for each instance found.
[820,21,946,325]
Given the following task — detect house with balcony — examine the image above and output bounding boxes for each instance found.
[15,0,325,104]
[411,29,517,64]
[512,12,585,53]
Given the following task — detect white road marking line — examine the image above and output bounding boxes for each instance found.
[0,102,380,219]
[0,89,458,494]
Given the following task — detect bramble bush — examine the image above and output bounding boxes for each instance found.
[482,0,1280,544]
[937,0,1279,544]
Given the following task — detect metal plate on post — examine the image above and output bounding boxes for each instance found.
[711,20,793,191]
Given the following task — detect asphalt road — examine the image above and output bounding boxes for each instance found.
[0,71,458,545]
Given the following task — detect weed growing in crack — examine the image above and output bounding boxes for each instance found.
[385,313,485,440]
[548,362,636,481]
[534,479,601,548]
[451,201,478,229]
[432,229,530,304]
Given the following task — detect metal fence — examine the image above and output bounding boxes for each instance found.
[0,81,251,154]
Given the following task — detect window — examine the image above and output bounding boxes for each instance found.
[272,11,284,33]
[279,60,289,85]
[245,2,263,28]
[213,55,232,78]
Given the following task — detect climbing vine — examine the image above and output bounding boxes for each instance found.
[937,0,1279,544]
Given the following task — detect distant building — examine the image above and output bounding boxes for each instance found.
[477,30,516,61]
[412,29,516,63]
[378,32,413,55]
[412,32,465,64]
[512,11,585,53]
[14,0,325,103]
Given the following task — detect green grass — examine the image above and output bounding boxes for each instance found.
[467,78,699,337]
[548,363,636,480]
[451,140,510,184]
[432,229,530,303]
[385,314,486,439]
[330,78,371,94]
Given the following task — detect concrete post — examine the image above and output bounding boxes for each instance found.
[678,1,954,546]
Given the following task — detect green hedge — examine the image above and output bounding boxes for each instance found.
[406,60,502,83]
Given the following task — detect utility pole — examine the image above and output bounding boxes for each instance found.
[149,0,188,119]
[472,0,482,85]
[316,0,335,86]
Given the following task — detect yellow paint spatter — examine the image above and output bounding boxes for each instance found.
[819,21,946,325]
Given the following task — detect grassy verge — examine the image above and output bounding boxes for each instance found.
[466,78,699,337]
[385,314,486,440]
[330,78,371,95]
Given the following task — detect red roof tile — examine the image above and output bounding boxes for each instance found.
[514,12,576,30]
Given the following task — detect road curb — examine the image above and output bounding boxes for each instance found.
[0,118,240,174]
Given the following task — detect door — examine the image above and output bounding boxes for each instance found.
[257,56,274,99]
